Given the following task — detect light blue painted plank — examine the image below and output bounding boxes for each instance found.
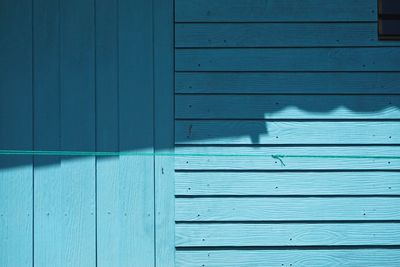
[176,249,400,267]
[175,48,400,71]
[59,0,96,265]
[154,0,175,266]
[176,121,400,145]
[95,0,121,266]
[175,0,376,22]
[175,172,400,196]
[175,146,400,170]
[175,23,400,47]
[175,197,400,221]
[176,223,400,246]
[175,72,400,94]
[119,0,154,265]
[0,0,33,266]
[175,95,400,119]
[33,0,64,265]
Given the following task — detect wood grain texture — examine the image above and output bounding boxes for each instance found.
[176,121,400,145]
[33,0,63,265]
[95,0,121,266]
[175,72,400,94]
[175,172,400,196]
[0,0,33,266]
[175,48,400,71]
[176,223,400,246]
[154,0,175,265]
[176,23,400,48]
[176,249,400,267]
[175,0,376,22]
[118,0,155,265]
[175,146,400,170]
[175,197,400,221]
[58,0,96,265]
[173,0,400,265]
[176,95,400,119]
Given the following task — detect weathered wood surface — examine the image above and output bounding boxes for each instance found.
[176,121,400,145]
[175,146,400,170]
[176,48,400,71]
[175,72,400,94]
[175,0,376,22]
[175,172,400,196]
[176,197,400,221]
[176,249,400,267]
[176,223,400,246]
[176,23,400,47]
[176,95,400,119]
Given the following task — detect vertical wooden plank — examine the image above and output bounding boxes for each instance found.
[119,0,154,265]
[0,0,33,266]
[33,0,63,266]
[154,0,175,266]
[95,0,121,266]
[59,0,96,265]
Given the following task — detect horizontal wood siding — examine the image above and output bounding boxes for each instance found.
[176,23,400,48]
[176,250,400,267]
[174,0,400,266]
[175,72,400,94]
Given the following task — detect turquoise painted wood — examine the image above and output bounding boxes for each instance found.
[3,0,400,266]
[175,0,376,22]
[176,223,400,246]
[175,146,400,170]
[0,1,33,266]
[1,0,175,266]
[176,250,400,267]
[174,1,400,265]
[154,0,175,266]
[175,72,400,94]
[176,197,400,221]
[95,0,121,265]
[176,95,400,119]
[176,48,400,71]
[175,172,400,196]
[176,23,400,47]
[33,0,63,265]
[118,0,155,265]
[176,121,400,144]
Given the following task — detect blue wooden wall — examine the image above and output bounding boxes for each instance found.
[174,0,400,266]
[0,0,174,266]
[2,0,400,266]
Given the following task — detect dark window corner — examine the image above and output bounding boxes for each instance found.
[378,0,400,40]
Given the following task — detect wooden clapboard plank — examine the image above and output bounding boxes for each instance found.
[58,0,96,265]
[95,0,122,265]
[33,0,64,265]
[0,0,33,265]
[175,0,376,22]
[175,146,400,170]
[175,23,400,48]
[176,121,400,145]
[175,72,400,94]
[175,172,400,196]
[154,0,175,265]
[175,48,400,71]
[175,197,400,221]
[118,0,155,265]
[175,95,400,119]
[176,223,400,246]
[176,249,400,267]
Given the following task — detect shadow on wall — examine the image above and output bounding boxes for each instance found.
[1,91,400,170]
